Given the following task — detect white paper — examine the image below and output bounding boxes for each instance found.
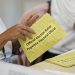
[0,61,51,75]
[0,61,74,75]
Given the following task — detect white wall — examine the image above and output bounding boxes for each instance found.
[0,0,49,27]
[23,0,49,11]
[0,0,23,27]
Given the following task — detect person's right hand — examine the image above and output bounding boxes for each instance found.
[2,24,35,41]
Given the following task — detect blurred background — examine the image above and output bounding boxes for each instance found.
[0,0,48,28]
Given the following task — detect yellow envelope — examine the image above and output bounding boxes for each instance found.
[46,49,75,68]
[18,13,67,63]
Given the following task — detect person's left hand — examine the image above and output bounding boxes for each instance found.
[19,12,39,27]
[19,3,48,27]
[24,14,39,27]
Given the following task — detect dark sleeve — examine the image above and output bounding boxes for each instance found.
[47,1,51,15]
[12,40,21,55]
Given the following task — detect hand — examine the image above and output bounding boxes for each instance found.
[23,14,39,27]
[19,3,48,26]
[2,24,35,41]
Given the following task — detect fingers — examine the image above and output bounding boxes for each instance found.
[23,15,33,26]
[26,15,33,22]
[26,15,39,27]
[21,25,36,34]
[18,33,25,41]
[21,30,32,39]
[24,26,35,34]
[17,25,35,39]
[29,15,39,25]
[17,14,38,40]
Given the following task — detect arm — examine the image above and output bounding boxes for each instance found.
[0,32,9,49]
[0,24,35,50]
[0,14,38,51]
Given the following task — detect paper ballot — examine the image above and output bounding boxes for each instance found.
[46,49,75,68]
[18,13,67,62]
